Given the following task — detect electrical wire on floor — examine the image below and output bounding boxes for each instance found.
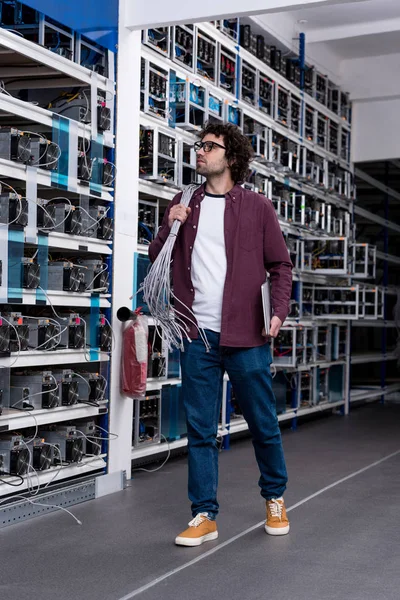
[132,434,171,474]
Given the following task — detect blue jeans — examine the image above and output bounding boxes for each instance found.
[180,330,288,519]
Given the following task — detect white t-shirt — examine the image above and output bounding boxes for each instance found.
[191,193,227,332]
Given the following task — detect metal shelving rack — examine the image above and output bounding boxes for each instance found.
[130,18,382,465]
[0,7,116,510]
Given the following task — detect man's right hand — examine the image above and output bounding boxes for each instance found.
[168,204,191,229]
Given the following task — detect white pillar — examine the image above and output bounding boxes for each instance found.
[108,1,141,476]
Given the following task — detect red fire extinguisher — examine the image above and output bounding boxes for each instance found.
[119,307,148,398]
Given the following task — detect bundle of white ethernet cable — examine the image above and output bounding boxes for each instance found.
[139,184,210,352]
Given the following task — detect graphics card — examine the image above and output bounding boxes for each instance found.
[53,369,80,406]
[10,371,59,410]
[0,435,30,476]
[48,261,85,292]
[0,193,28,227]
[0,128,31,164]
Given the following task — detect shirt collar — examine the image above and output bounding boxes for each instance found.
[193,182,241,202]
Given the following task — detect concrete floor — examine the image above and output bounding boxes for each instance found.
[1,402,399,600]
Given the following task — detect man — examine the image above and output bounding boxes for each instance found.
[149,122,292,547]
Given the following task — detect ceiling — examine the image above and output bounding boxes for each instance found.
[289,0,400,31]
[286,0,400,60]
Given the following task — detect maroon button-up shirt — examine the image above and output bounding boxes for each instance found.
[149,182,292,347]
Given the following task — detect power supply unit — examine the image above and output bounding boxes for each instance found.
[0,435,30,476]
[0,128,32,164]
[0,193,28,227]
[10,371,59,410]
[47,261,85,292]
[28,438,53,471]
[87,206,113,240]
[8,313,30,352]
[0,316,10,353]
[54,313,86,349]
[79,259,109,293]
[29,318,60,351]
[76,372,107,404]
[42,426,84,464]
[53,369,80,406]
[21,257,40,289]
[83,313,112,352]
[77,420,102,455]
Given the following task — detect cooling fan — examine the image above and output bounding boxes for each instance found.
[68,323,85,349]
[41,142,60,171]
[78,155,92,181]
[33,444,52,471]
[99,323,112,352]
[9,198,28,227]
[10,324,30,352]
[102,161,113,187]
[68,438,83,463]
[89,377,106,402]
[97,105,111,132]
[94,268,109,292]
[10,446,30,475]
[64,266,83,292]
[38,323,59,351]
[22,262,40,289]
[99,216,113,240]
[37,203,56,229]
[0,323,10,353]
[65,208,82,235]
[42,383,59,409]
[17,135,32,164]
[61,381,79,406]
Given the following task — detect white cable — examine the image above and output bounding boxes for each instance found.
[139,184,210,352]
[133,434,171,473]
[0,494,82,526]
[103,316,115,353]
[95,424,118,440]
[79,206,110,235]
[37,287,69,321]
[84,263,108,293]
[36,197,73,231]
[72,371,92,394]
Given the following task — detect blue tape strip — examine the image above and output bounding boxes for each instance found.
[51,115,70,189]
[90,135,104,196]
[89,295,100,361]
[7,229,24,302]
[169,70,177,128]
[36,233,48,303]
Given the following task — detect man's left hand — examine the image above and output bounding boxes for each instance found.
[262,316,282,339]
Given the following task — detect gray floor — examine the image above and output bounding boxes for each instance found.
[1,403,400,600]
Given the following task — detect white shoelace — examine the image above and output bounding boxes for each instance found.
[268,499,284,520]
[188,513,209,527]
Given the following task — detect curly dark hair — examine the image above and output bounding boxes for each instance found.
[198,122,254,183]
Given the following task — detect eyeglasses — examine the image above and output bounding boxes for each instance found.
[194,141,226,153]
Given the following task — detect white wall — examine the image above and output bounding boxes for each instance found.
[351,98,400,162]
[340,53,400,101]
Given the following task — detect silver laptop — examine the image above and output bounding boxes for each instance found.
[261,275,272,335]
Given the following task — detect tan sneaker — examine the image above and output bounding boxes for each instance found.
[265,498,290,536]
[175,513,218,547]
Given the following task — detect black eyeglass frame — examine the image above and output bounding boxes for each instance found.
[194,141,226,153]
